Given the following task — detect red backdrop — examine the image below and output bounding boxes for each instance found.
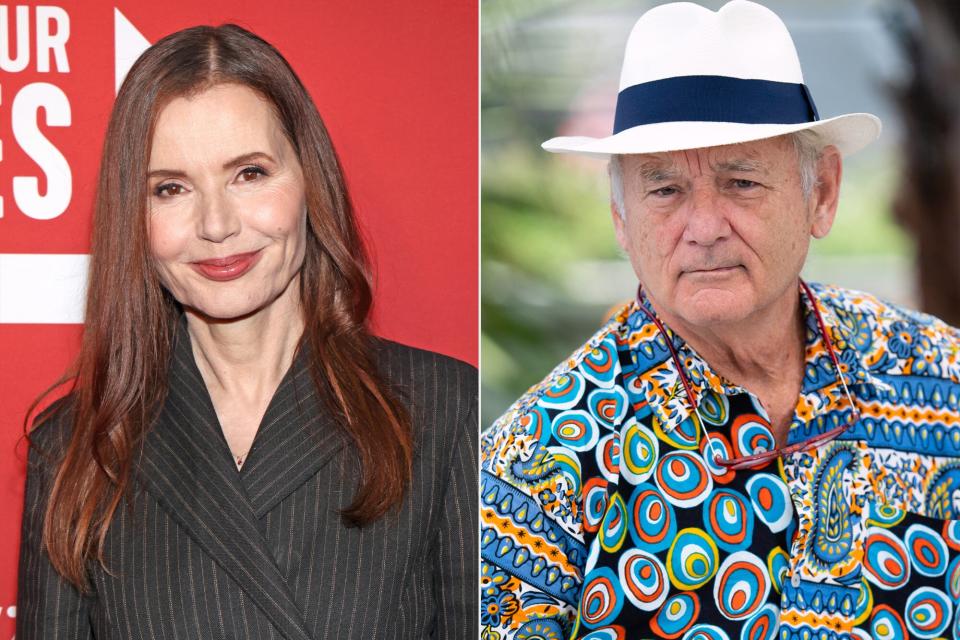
[0,1,477,633]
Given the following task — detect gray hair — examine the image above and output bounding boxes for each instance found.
[608,130,825,218]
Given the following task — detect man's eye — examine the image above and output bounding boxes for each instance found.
[651,186,678,197]
[732,179,758,189]
[154,183,185,198]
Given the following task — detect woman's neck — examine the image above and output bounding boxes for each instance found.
[184,277,305,404]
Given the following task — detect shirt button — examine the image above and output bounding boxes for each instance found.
[791,572,801,588]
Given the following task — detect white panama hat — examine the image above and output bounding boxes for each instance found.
[542,0,882,158]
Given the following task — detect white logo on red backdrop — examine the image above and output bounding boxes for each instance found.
[1,6,149,634]
[1,7,147,324]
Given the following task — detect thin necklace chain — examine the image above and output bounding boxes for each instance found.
[235,446,252,469]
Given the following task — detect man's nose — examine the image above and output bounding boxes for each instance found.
[682,186,731,246]
[198,191,241,243]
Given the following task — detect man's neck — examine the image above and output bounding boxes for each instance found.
[645,283,806,392]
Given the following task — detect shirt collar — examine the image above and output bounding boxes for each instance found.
[626,280,892,434]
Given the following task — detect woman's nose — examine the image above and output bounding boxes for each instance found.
[198,191,241,243]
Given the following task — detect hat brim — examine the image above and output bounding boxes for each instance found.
[541,113,881,158]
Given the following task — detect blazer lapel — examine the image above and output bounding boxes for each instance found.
[238,345,351,518]
[138,322,313,640]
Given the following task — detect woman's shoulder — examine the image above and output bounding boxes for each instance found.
[25,394,76,462]
[371,338,477,487]
[371,337,477,400]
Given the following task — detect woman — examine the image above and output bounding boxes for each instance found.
[17,24,477,639]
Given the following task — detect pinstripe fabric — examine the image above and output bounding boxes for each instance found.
[17,324,478,639]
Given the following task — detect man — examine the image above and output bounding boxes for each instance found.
[480,2,960,639]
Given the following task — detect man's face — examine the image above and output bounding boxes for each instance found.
[612,135,839,328]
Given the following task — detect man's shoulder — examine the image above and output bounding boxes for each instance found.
[812,281,960,382]
[486,302,635,439]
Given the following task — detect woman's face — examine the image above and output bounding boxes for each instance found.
[147,83,308,321]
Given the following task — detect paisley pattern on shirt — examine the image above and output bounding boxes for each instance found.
[481,282,960,640]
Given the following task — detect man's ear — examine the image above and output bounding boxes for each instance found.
[810,145,842,239]
[611,202,629,251]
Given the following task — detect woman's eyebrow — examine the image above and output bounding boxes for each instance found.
[146,151,277,179]
[222,151,276,170]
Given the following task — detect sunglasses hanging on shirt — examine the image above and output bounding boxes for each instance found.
[633,278,861,471]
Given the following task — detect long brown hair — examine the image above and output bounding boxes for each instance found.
[28,24,413,591]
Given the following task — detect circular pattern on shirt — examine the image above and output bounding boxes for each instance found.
[579,627,625,640]
[703,489,754,553]
[520,405,551,444]
[582,340,618,387]
[766,547,790,594]
[621,421,659,485]
[627,483,676,553]
[580,567,624,629]
[599,492,628,553]
[618,548,668,611]
[946,555,960,601]
[650,592,700,639]
[852,577,874,627]
[626,375,651,420]
[863,527,911,590]
[730,414,775,463]
[739,603,778,640]
[540,371,585,409]
[666,528,719,591]
[867,501,905,528]
[654,412,701,450]
[943,520,960,552]
[548,446,582,495]
[596,433,620,484]
[681,624,729,640]
[905,586,952,639]
[698,389,729,426]
[745,473,793,533]
[583,477,608,534]
[699,432,736,485]
[551,410,599,451]
[905,523,949,577]
[514,617,566,640]
[870,604,908,640]
[588,387,628,428]
[713,551,770,621]
[656,452,713,508]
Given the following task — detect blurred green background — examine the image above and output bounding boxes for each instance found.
[481,0,915,427]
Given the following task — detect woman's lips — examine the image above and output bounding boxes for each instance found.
[190,250,262,282]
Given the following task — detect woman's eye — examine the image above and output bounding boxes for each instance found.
[239,165,267,182]
[154,183,184,198]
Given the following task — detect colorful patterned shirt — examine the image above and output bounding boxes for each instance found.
[480,281,960,640]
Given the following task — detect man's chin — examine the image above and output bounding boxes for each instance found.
[675,287,753,329]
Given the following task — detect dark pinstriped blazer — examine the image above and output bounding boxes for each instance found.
[17,323,478,639]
